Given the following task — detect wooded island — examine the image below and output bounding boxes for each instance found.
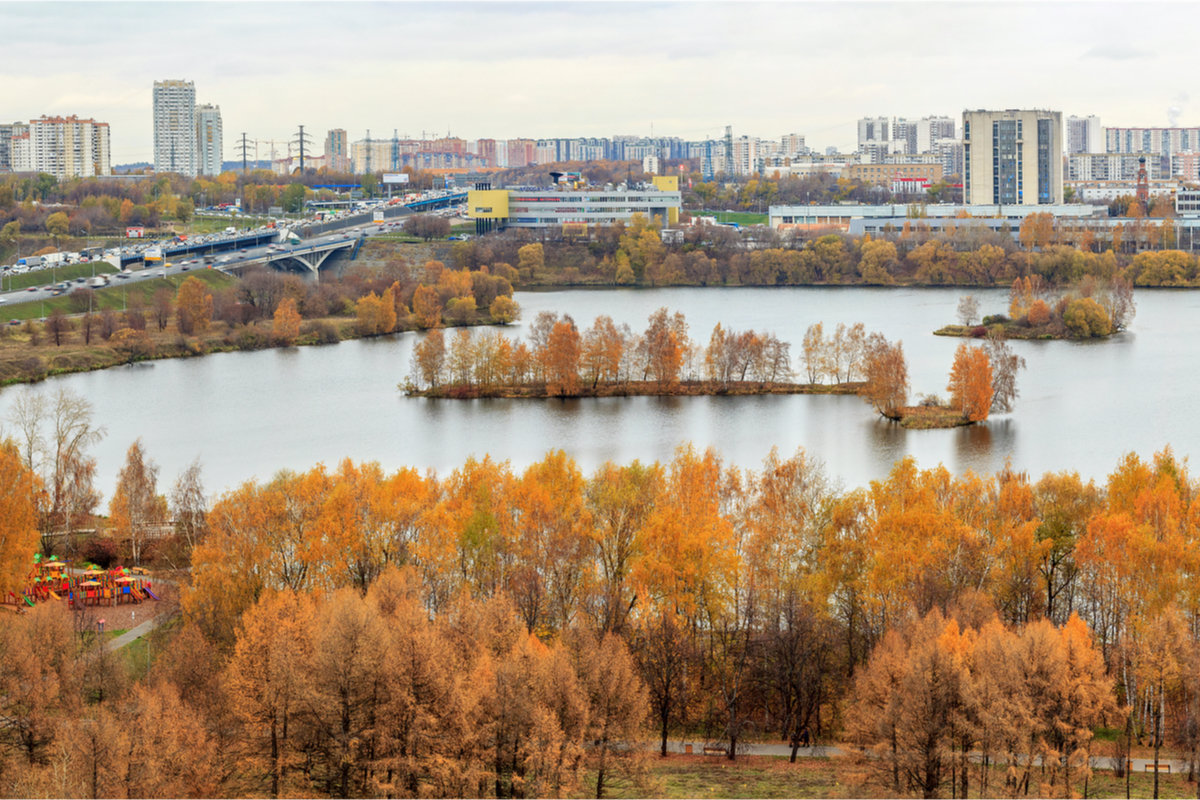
[403,309,1026,429]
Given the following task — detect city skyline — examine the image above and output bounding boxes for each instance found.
[4,1,1200,165]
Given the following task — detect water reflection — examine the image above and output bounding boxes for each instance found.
[953,420,1020,478]
[867,417,908,471]
[0,286,1193,497]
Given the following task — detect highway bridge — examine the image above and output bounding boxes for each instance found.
[294,191,466,239]
[120,230,280,267]
[116,190,466,279]
[222,237,359,277]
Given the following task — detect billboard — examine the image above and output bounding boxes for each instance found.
[373,211,385,223]
[126,227,144,238]
[383,173,410,184]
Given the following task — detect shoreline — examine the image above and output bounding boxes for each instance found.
[404,380,866,400]
[0,314,510,388]
[933,323,1115,341]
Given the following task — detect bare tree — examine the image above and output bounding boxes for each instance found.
[635,610,693,757]
[45,309,71,346]
[152,288,173,331]
[984,331,1026,414]
[957,294,981,326]
[45,388,105,548]
[1106,275,1136,332]
[109,438,164,565]
[9,391,47,474]
[170,458,208,553]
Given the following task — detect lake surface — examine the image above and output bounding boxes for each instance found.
[0,286,1191,500]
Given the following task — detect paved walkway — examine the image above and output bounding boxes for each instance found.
[663,740,1190,773]
[105,613,168,651]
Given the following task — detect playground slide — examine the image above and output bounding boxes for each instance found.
[48,591,61,600]
[20,595,33,607]
[143,587,160,601]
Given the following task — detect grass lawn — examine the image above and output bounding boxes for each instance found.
[371,233,425,243]
[187,213,277,234]
[590,755,859,800]
[0,269,237,322]
[588,753,1200,799]
[689,210,769,226]
[1085,770,1197,799]
[118,613,179,683]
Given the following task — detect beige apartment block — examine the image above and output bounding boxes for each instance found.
[963,109,1063,205]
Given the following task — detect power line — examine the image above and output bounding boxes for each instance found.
[292,124,313,174]
[237,132,251,174]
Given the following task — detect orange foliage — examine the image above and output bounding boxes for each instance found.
[947,343,993,422]
[1026,298,1051,326]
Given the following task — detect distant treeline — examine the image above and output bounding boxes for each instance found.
[442,215,1200,290]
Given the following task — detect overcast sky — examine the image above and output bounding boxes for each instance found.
[4,1,1197,164]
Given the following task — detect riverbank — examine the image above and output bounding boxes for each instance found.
[0,311,509,387]
[404,379,865,399]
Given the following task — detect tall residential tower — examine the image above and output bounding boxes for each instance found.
[153,79,197,176]
[325,128,350,173]
[195,104,223,176]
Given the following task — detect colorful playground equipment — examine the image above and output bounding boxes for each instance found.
[4,554,159,610]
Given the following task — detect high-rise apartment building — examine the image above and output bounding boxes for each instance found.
[963,109,1063,205]
[153,79,197,176]
[1066,115,1102,154]
[1066,152,1163,182]
[731,135,759,175]
[0,123,19,172]
[891,119,918,155]
[195,103,222,176]
[18,116,110,179]
[781,133,807,158]
[506,140,536,168]
[1104,126,1200,156]
[857,116,890,150]
[325,128,350,172]
[916,117,956,153]
[931,137,964,178]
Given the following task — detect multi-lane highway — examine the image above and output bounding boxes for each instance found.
[0,211,464,309]
[0,190,468,309]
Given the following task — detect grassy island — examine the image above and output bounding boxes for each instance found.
[935,277,1135,342]
[934,322,1078,341]
[893,404,977,429]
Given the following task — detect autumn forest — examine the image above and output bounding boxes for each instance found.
[2,435,1200,798]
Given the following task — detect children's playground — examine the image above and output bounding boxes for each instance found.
[3,554,163,622]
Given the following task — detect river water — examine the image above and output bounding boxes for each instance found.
[0,286,1190,500]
